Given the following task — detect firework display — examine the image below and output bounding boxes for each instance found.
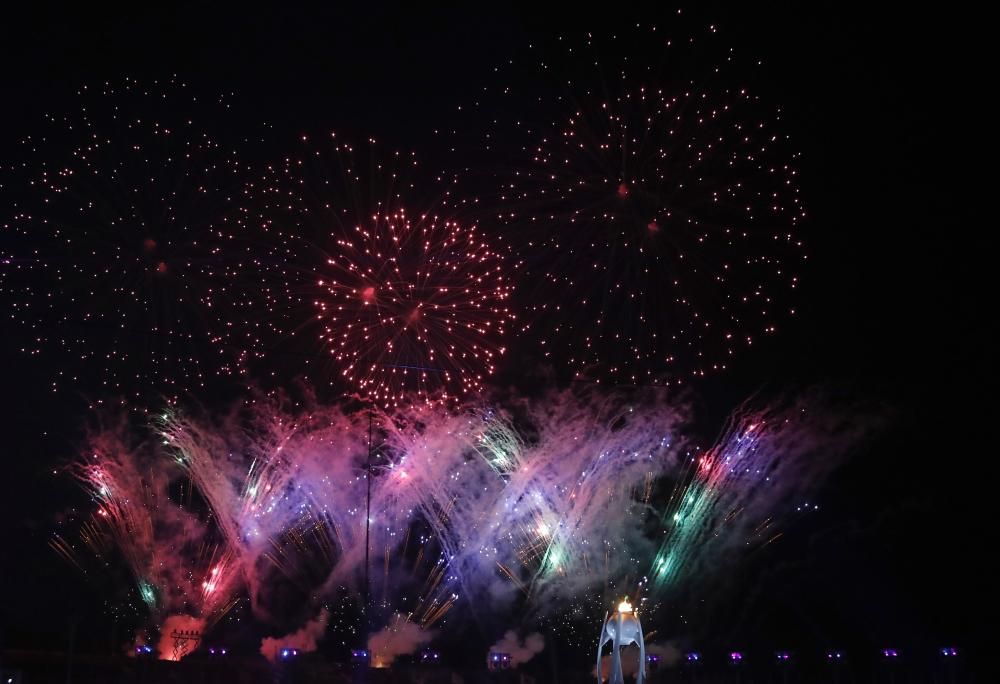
[51,415,241,635]
[0,13,881,671]
[49,387,862,656]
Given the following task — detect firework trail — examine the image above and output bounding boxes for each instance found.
[61,387,866,651]
[156,396,371,619]
[647,394,870,600]
[377,388,689,623]
[65,389,684,641]
[56,414,241,635]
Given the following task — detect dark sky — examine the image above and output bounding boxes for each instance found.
[0,0,988,667]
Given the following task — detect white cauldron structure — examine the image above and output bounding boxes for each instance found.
[596,599,646,684]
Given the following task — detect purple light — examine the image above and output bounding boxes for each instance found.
[775,651,791,661]
[941,647,958,657]
[729,652,743,662]
[647,654,661,663]
[209,648,216,655]
[826,651,843,660]
[685,652,701,662]
[882,649,898,659]
[488,652,511,670]
[221,648,227,656]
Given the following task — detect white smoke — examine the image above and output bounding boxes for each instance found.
[368,613,436,667]
[488,630,545,667]
[259,609,329,662]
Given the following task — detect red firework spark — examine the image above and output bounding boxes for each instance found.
[315,208,513,406]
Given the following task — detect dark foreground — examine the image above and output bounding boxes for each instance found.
[0,649,979,684]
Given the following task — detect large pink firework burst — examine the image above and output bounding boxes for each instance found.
[316,207,514,406]
[246,136,517,405]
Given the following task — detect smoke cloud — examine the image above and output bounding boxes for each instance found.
[368,613,436,667]
[489,630,545,667]
[259,609,330,662]
[156,614,207,661]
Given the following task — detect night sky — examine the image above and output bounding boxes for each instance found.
[0,0,988,673]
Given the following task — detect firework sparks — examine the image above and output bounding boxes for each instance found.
[441,22,806,383]
[0,77,263,401]
[241,136,517,405]
[315,208,514,405]
[59,386,865,651]
[60,415,242,634]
